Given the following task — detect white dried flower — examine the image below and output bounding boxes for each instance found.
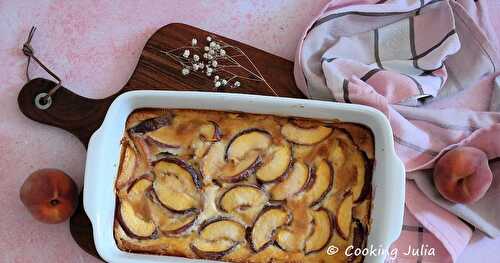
[219,49,226,56]
[182,49,190,58]
[203,53,208,59]
[191,38,198,46]
[206,67,213,74]
[193,54,200,62]
[214,75,220,81]
[215,44,221,50]
[181,68,190,75]
[210,41,217,48]
[206,71,212,77]
[204,46,210,52]
[212,60,218,67]
[192,64,199,71]
[206,36,212,42]
[221,79,228,86]
[214,81,221,88]
[209,49,215,55]
[234,81,241,87]
[207,54,213,60]
[199,63,205,69]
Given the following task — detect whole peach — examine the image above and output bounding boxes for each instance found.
[20,169,79,224]
[433,146,493,204]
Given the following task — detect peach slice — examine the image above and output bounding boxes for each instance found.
[328,145,346,169]
[199,121,223,142]
[145,133,181,149]
[281,123,332,145]
[191,239,238,260]
[125,177,154,210]
[202,143,262,183]
[225,128,271,161]
[146,124,185,149]
[201,142,225,179]
[256,143,292,183]
[218,184,268,224]
[191,122,222,159]
[332,124,375,160]
[147,120,222,149]
[152,157,202,189]
[152,158,202,213]
[158,213,197,235]
[274,199,312,253]
[352,153,373,204]
[192,139,213,159]
[116,177,157,239]
[199,218,246,241]
[275,229,305,252]
[348,218,367,263]
[304,160,334,206]
[117,200,157,239]
[218,152,262,183]
[304,208,333,255]
[127,177,152,195]
[145,190,198,235]
[250,205,291,252]
[116,146,138,189]
[350,166,364,205]
[191,218,245,260]
[128,113,173,134]
[204,129,271,183]
[336,191,353,240]
[152,181,198,214]
[270,162,309,200]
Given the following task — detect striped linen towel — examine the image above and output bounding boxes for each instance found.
[294,0,500,261]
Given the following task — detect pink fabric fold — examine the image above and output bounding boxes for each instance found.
[294,0,500,261]
[390,182,472,263]
[346,75,500,172]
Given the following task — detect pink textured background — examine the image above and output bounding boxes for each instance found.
[0,0,498,262]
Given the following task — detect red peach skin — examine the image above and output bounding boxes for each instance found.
[20,169,79,224]
[433,146,493,204]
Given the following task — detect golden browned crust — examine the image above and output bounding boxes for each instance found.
[114,109,374,263]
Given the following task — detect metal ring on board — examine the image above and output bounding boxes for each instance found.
[34,92,52,110]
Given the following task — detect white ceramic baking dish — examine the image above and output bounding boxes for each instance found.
[84,90,405,263]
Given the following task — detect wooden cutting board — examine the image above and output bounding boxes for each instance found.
[17,23,304,260]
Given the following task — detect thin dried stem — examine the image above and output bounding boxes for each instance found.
[159,36,277,95]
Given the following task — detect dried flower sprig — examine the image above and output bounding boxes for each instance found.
[159,35,276,94]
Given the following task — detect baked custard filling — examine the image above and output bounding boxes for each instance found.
[114,109,374,263]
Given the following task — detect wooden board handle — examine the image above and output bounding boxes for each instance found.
[18,78,116,146]
[18,77,116,257]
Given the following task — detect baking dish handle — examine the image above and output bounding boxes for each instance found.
[388,158,406,243]
[83,127,105,224]
[18,78,115,147]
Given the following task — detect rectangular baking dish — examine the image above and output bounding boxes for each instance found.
[84,90,405,263]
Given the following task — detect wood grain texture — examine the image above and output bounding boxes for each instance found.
[17,23,304,260]
[18,78,116,147]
